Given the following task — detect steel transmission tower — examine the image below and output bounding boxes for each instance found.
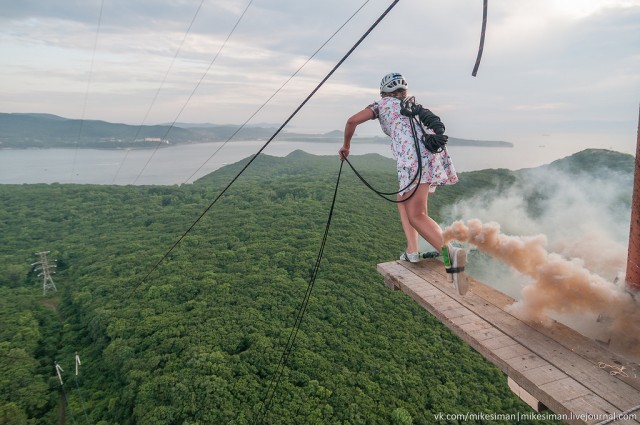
[32,251,57,295]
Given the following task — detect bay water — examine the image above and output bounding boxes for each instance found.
[0,138,632,185]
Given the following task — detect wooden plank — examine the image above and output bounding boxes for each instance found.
[480,334,519,350]
[466,264,640,393]
[508,353,552,374]
[564,394,640,425]
[538,377,592,403]
[520,364,567,386]
[493,343,533,360]
[377,262,579,419]
[508,377,546,412]
[402,260,640,413]
[377,260,640,424]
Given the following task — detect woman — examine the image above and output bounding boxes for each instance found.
[338,72,468,295]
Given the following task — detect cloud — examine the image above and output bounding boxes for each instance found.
[0,0,638,155]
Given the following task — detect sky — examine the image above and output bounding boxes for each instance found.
[1,0,639,156]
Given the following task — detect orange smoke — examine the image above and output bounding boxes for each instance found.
[443,219,640,360]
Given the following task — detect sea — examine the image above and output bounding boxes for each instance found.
[0,137,635,185]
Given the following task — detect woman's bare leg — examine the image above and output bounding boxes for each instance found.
[397,197,419,253]
[401,184,444,253]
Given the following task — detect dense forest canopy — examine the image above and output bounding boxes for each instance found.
[0,149,632,424]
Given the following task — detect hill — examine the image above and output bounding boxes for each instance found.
[544,148,635,175]
[1,149,632,423]
[0,112,512,149]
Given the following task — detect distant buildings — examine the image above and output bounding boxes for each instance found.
[143,137,169,144]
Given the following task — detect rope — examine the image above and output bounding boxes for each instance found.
[74,375,91,425]
[111,0,206,184]
[593,362,639,425]
[70,0,105,183]
[471,0,488,77]
[129,0,401,295]
[132,0,256,184]
[60,382,79,425]
[252,161,343,425]
[598,362,631,377]
[343,154,420,203]
[182,0,371,184]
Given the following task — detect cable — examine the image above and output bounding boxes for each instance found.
[472,0,488,77]
[60,383,79,425]
[74,352,91,425]
[132,0,256,185]
[252,161,343,425]
[343,153,420,203]
[182,0,371,184]
[74,375,91,425]
[111,0,206,184]
[56,362,79,425]
[70,0,105,183]
[129,0,401,296]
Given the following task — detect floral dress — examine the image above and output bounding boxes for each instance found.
[368,96,458,195]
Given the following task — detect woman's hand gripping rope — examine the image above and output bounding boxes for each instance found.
[338,146,350,160]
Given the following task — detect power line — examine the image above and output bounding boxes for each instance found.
[132,0,256,185]
[111,0,207,184]
[74,353,91,425]
[129,0,400,296]
[55,361,79,425]
[70,0,105,183]
[251,2,402,420]
[182,0,372,184]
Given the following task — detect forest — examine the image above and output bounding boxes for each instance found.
[0,149,633,424]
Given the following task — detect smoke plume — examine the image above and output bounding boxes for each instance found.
[443,219,639,360]
[440,163,637,360]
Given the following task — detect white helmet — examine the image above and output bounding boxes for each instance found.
[380,72,408,93]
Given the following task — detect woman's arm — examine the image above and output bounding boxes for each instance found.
[339,108,375,160]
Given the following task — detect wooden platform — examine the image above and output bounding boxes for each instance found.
[377,259,640,425]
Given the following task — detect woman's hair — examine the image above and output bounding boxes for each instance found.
[381,88,407,99]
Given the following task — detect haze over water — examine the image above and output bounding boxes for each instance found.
[0,135,635,185]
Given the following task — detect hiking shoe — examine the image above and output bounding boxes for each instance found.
[443,245,469,295]
[400,251,420,263]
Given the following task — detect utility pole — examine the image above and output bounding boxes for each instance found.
[32,251,57,296]
[626,106,640,293]
[55,361,65,386]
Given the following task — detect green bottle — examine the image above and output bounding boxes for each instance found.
[442,245,452,268]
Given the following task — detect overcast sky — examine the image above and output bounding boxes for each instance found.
[1,0,639,155]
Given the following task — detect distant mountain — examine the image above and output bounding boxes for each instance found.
[543,148,635,175]
[0,113,285,149]
[171,122,281,129]
[0,113,196,148]
[0,112,513,149]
